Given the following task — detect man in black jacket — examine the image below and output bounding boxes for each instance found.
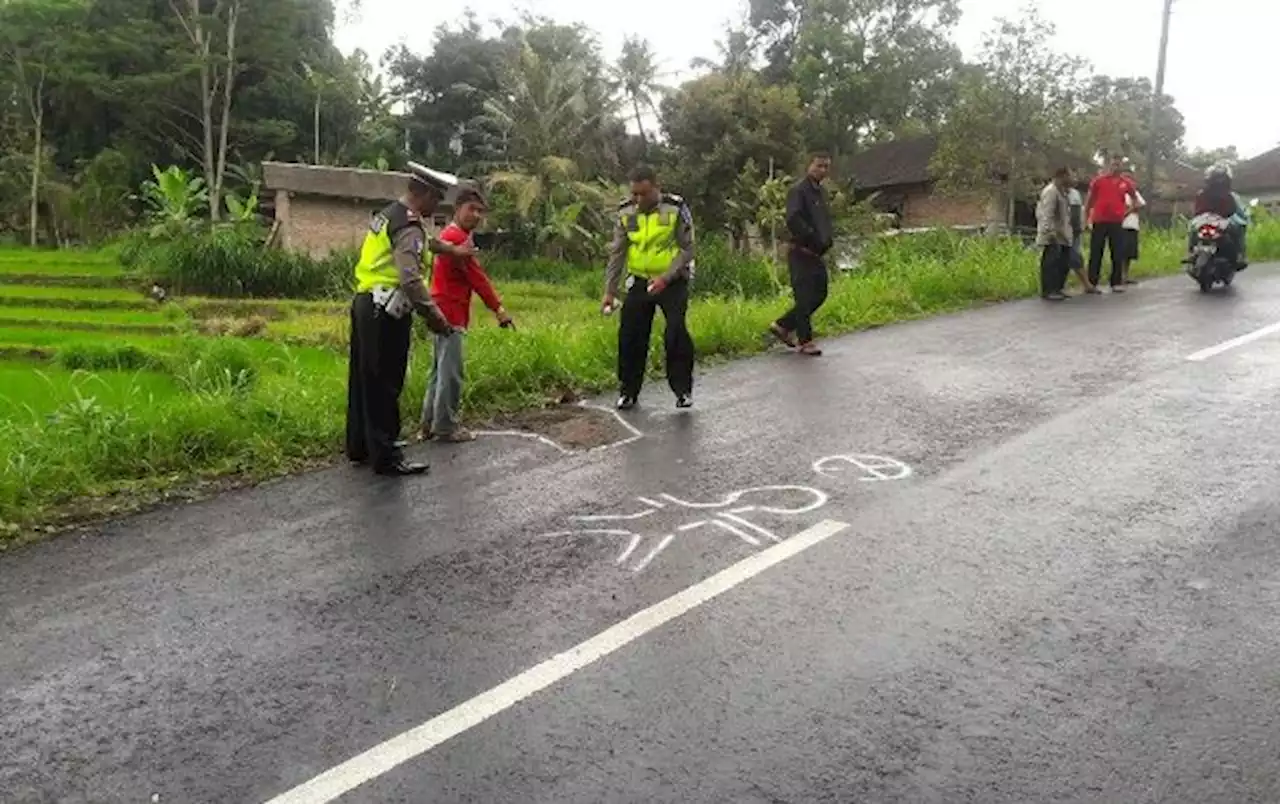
[770,152,834,356]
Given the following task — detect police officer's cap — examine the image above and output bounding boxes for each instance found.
[406,160,456,195]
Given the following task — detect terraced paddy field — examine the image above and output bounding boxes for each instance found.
[0,246,605,539]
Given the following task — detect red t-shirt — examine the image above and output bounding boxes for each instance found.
[1088,173,1136,224]
[430,223,502,328]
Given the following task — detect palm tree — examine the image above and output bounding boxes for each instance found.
[487,155,614,261]
[612,36,663,153]
[479,39,617,167]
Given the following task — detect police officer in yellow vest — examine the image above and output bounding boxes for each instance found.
[603,165,696,410]
[346,165,471,476]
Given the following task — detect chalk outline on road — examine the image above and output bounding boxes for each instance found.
[812,453,913,481]
[470,401,646,455]
[542,485,831,572]
[261,519,850,804]
[1186,320,1280,362]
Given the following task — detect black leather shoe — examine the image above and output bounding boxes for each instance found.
[616,394,637,410]
[373,460,429,477]
[393,439,409,449]
[675,393,693,409]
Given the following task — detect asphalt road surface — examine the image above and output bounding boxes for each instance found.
[6,267,1280,804]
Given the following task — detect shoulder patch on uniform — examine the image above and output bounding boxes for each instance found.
[661,192,685,205]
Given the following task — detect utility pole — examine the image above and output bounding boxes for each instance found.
[1145,0,1174,200]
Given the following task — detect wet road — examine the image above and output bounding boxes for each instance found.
[5,268,1280,803]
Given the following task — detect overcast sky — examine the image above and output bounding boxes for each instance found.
[335,0,1279,160]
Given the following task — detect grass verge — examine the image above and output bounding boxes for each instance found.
[2,220,1279,542]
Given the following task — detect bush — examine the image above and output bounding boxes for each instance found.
[55,342,167,372]
[128,227,353,299]
[170,337,259,395]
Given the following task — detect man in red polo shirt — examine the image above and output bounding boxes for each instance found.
[1083,153,1137,292]
[418,186,513,443]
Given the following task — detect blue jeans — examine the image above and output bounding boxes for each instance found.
[420,331,465,435]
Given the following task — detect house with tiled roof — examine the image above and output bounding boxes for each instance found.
[262,162,461,257]
[844,135,1198,230]
[1235,145,1280,214]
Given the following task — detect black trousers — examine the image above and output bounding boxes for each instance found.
[618,275,694,398]
[1088,222,1126,287]
[1039,244,1069,295]
[346,292,412,468]
[777,250,829,343]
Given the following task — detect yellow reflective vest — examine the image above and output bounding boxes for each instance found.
[353,202,421,293]
[620,196,685,278]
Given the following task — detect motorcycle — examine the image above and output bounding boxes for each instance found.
[1186,212,1240,292]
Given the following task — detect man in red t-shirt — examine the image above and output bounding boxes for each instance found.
[418,186,513,442]
[1083,153,1137,292]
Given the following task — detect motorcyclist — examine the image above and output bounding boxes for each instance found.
[1188,163,1246,267]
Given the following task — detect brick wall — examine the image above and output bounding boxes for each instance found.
[283,195,448,257]
[902,188,999,228]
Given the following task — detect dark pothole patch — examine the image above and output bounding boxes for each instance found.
[484,404,633,451]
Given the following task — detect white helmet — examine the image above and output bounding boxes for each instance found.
[1206,161,1233,181]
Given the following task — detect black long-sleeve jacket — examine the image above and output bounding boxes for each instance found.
[786,177,834,256]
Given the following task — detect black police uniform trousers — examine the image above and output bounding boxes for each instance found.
[618,274,694,398]
[346,292,412,468]
[778,248,829,343]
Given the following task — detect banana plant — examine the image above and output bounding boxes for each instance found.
[137,164,208,237]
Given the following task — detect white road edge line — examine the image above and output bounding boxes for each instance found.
[262,519,850,804]
[1186,321,1280,362]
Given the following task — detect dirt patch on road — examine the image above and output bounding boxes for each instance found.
[485,404,632,451]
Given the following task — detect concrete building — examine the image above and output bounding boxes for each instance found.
[262,162,454,257]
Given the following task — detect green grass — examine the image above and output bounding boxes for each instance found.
[0,258,125,277]
[0,304,182,330]
[0,284,145,302]
[0,361,182,421]
[4,217,1280,540]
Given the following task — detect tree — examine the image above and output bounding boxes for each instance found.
[1069,75,1185,167]
[386,14,507,170]
[747,0,963,154]
[1183,145,1239,170]
[931,6,1085,228]
[613,36,664,154]
[660,71,804,234]
[0,0,87,245]
[166,0,243,222]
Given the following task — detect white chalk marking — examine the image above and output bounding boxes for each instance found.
[536,528,634,541]
[572,508,657,522]
[614,534,643,565]
[635,496,665,508]
[676,520,709,531]
[264,519,848,804]
[658,485,828,515]
[579,401,644,451]
[705,518,760,546]
[471,429,571,454]
[632,533,676,572]
[715,512,781,543]
[812,454,913,482]
[1186,321,1280,361]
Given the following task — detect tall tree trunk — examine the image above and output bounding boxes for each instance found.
[211,0,240,222]
[314,90,321,164]
[631,95,648,154]
[25,75,42,247]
